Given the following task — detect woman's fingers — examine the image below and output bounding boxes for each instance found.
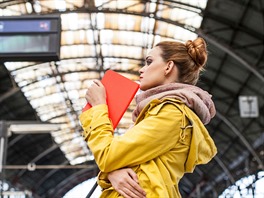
[127,169,146,196]
[85,79,106,106]
[108,168,146,198]
[92,79,103,87]
[120,187,144,198]
[126,179,146,198]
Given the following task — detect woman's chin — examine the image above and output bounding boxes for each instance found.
[139,85,146,91]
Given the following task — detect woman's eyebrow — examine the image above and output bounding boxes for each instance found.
[145,56,152,60]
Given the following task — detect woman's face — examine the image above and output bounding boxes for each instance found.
[139,46,168,91]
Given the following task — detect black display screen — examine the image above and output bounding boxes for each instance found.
[0,15,61,62]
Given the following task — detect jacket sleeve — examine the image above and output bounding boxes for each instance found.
[79,102,183,172]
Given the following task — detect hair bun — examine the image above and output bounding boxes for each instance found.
[186,37,208,70]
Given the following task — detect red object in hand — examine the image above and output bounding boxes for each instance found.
[82,70,139,129]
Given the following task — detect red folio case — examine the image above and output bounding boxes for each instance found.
[82,70,140,129]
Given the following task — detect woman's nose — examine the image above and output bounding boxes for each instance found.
[139,65,145,74]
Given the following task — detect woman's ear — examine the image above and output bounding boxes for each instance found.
[164,61,175,75]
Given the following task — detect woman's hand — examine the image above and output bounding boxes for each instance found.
[108,168,146,198]
[85,80,106,106]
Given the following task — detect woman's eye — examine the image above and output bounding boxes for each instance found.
[146,60,152,65]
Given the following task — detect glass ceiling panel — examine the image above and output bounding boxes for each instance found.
[2,0,207,165]
[107,0,144,10]
[57,58,98,72]
[102,58,142,72]
[41,0,83,11]
[61,13,91,31]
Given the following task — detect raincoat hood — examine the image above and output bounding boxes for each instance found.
[180,101,217,172]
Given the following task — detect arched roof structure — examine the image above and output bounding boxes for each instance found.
[0,0,263,197]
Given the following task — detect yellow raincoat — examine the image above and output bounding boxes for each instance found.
[79,98,217,198]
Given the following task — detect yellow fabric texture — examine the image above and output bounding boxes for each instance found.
[79,98,217,198]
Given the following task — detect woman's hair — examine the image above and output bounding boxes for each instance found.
[155,37,208,85]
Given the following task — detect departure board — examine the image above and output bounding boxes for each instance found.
[0,15,61,62]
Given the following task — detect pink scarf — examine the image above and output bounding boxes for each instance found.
[132,83,216,125]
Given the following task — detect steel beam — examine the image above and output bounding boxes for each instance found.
[198,31,264,83]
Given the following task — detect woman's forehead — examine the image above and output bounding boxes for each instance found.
[146,46,161,57]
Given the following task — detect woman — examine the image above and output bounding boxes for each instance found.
[79,37,217,198]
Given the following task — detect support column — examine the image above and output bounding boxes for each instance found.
[0,121,8,196]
